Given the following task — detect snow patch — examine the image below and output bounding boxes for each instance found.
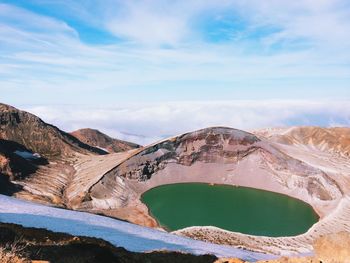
[14,150,41,160]
[96,146,109,154]
[0,195,273,261]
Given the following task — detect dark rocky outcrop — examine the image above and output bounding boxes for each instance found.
[0,140,47,179]
[0,139,44,195]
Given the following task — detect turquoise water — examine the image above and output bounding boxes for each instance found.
[141,183,319,237]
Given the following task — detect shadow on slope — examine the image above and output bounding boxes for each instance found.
[0,213,200,253]
[0,139,50,195]
[0,103,107,157]
[0,222,217,263]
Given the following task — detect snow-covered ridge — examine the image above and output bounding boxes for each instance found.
[0,194,273,261]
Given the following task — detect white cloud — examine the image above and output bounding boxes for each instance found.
[0,3,77,50]
[0,3,74,34]
[23,100,350,145]
[0,1,349,105]
[0,2,347,146]
[96,0,350,49]
[105,2,188,45]
[231,0,350,44]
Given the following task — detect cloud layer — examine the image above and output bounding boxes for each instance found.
[24,100,350,145]
[1,1,349,139]
[0,1,349,105]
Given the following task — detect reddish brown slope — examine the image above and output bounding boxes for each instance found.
[0,103,106,158]
[70,128,140,153]
[256,126,350,157]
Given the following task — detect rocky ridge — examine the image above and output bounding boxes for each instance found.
[0,103,106,158]
[70,128,141,153]
[255,126,350,158]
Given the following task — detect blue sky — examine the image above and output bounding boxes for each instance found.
[0,1,349,142]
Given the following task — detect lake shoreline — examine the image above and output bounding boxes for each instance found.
[141,182,319,237]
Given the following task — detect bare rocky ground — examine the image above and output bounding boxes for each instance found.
[1,103,350,258]
[0,222,217,263]
[70,128,141,153]
[217,231,350,263]
[1,223,348,263]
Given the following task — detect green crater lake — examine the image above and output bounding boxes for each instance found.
[141,183,319,237]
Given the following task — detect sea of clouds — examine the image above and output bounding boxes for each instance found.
[23,100,350,145]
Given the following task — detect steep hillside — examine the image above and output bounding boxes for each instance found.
[0,194,271,261]
[217,232,350,262]
[70,128,140,153]
[0,139,48,180]
[0,139,47,195]
[0,222,217,263]
[255,126,350,157]
[0,103,106,158]
[0,103,106,205]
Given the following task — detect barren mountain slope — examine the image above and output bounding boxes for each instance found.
[1,104,349,256]
[0,138,51,197]
[0,103,141,210]
[0,222,218,263]
[0,194,272,261]
[0,103,106,158]
[0,103,107,205]
[254,127,350,195]
[64,126,350,255]
[70,128,140,153]
[255,126,350,157]
[0,141,34,180]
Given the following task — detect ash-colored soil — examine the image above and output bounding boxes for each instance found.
[216,231,350,263]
